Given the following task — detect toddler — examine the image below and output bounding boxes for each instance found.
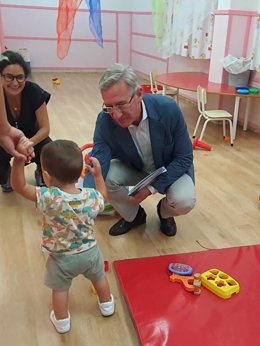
[11,139,115,333]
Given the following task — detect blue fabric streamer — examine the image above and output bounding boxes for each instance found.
[85,0,103,48]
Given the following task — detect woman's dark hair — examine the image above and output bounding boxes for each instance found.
[41,140,83,184]
[0,50,31,77]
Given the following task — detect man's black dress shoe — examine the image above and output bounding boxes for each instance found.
[157,200,177,236]
[109,206,146,236]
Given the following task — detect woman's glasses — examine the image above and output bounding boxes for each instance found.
[1,73,26,83]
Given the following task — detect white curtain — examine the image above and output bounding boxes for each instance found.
[159,0,218,59]
[250,15,260,71]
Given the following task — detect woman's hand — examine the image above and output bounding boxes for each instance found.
[0,126,34,161]
[17,135,35,162]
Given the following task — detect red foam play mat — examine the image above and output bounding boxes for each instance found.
[114,245,260,346]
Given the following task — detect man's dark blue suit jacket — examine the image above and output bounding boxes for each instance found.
[84,93,194,194]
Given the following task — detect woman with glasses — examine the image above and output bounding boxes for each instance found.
[0,50,52,192]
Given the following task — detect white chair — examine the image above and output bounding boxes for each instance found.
[149,71,179,104]
[193,86,234,146]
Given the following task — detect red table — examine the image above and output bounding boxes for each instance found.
[156,72,260,140]
[114,245,260,346]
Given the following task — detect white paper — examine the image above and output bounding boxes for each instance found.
[128,166,167,196]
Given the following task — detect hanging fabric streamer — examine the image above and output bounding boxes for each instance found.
[56,0,103,59]
[57,0,83,59]
[152,0,165,53]
[85,0,103,48]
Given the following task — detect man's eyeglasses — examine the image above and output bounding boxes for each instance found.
[1,73,26,83]
[102,91,135,114]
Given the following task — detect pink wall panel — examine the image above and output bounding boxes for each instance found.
[130,11,168,75]
[0,8,5,51]
[1,5,119,70]
[117,13,131,64]
[132,35,161,58]
[132,14,153,35]
[3,7,117,41]
[246,15,258,56]
[73,12,117,40]
[1,5,164,75]
[131,53,166,76]
[228,16,249,57]
[2,7,56,37]
[5,39,116,70]
[209,15,229,83]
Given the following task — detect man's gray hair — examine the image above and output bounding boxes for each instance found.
[99,63,140,92]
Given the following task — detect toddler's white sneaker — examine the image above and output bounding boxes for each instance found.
[98,294,115,316]
[50,310,71,333]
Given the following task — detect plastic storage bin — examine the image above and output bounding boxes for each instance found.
[227,70,251,86]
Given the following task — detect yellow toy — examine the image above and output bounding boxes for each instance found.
[52,77,61,85]
[201,268,240,299]
[91,284,97,295]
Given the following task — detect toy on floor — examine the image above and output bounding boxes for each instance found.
[104,260,109,272]
[201,268,240,299]
[192,137,212,151]
[91,260,109,294]
[52,77,61,85]
[114,245,260,345]
[168,262,193,276]
[193,273,202,295]
[91,284,97,295]
[169,272,202,295]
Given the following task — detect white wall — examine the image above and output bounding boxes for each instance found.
[2,0,152,11]
[1,0,153,71]
[101,0,152,12]
[218,0,259,10]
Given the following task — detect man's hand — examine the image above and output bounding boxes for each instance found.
[130,186,151,204]
[0,126,34,161]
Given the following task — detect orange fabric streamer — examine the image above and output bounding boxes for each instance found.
[56,0,83,59]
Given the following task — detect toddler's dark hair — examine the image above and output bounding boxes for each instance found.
[41,140,83,184]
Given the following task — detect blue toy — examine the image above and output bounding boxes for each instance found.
[236,89,249,94]
[235,85,248,91]
[168,263,193,276]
